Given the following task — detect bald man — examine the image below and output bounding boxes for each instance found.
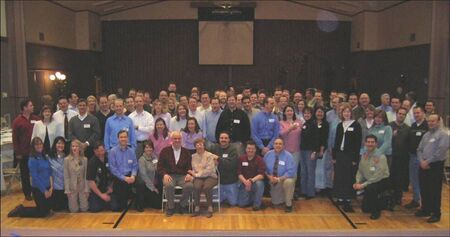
[352,93,372,121]
[157,131,193,216]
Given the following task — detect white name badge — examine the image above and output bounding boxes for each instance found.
[222,154,229,158]
[348,127,354,131]
[233,119,240,124]
[416,132,422,136]
[152,159,158,164]
[105,163,109,167]
[84,124,91,128]
[302,125,307,129]
[378,130,385,134]
[30,120,37,124]
[123,128,129,132]
[242,162,249,166]
[318,125,322,128]
[370,167,376,171]
[429,138,436,143]
[279,160,285,166]
[128,159,133,164]
[268,118,275,123]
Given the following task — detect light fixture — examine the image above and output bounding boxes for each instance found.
[49,72,67,81]
[49,74,56,80]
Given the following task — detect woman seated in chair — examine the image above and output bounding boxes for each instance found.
[136,140,162,211]
[189,138,218,218]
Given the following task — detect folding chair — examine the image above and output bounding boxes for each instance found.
[2,163,21,195]
[161,185,193,213]
[199,168,221,212]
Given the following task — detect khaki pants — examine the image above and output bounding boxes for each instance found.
[193,177,218,207]
[270,178,295,206]
[68,191,89,212]
[163,174,193,209]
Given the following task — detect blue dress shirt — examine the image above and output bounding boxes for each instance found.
[263,150,296,178]
[204,110,222,143]
[251,111,280,149]
[49,155,65,190]
[29,154,52,193]
[108,145,138,181]
[104,114,136,150]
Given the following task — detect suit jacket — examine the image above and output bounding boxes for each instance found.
[64,155,89,194]
[333,120,362,163]
[157,146,192,177]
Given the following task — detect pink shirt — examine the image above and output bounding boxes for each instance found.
[149,133,172,158]
[279,120,302,153]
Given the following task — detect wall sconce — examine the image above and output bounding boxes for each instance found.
[49,72,66,81]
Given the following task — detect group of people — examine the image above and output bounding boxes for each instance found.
[7,82,448,222]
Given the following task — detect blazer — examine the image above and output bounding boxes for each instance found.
[31,120,64,148]
[64,155,89,194]
[157,146,192,177]
[333,120,362,162]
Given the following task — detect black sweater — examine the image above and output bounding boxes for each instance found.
[333,120,362,162]
[215,108,251,143]
[300,119,329,153]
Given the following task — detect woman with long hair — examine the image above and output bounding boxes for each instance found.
[31,105,64,154]
[181,117,203,154]
[152,99,171,129]
[64,139,89,212]
[149,118,172,157]
[169,104,188,132]
[48,136,68,211]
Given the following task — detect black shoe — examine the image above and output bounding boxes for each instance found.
[8,205,24,217]
[415,210,431,217]
[404,201,420,209]
[336,199,345,206]
[191,211,200,217]
[136,205,144,212]
[179,205,189,214]
[426,215,440,223]
[370,212,381,220]
[25,195,33,201]
[166,208,175,217]
[206,211,213,218]
[342,204,354,213]
[285,205,293,213]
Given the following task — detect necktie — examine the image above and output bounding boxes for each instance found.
[64,112,69,139]
[273,155,279,177]
[44,126,51,154]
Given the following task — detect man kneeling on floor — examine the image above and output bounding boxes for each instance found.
[353,135,390,220]
[237,140,266,210]
[87,141,113,212]
[264,138,296,212]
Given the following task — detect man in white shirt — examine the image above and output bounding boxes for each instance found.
[53,96,78,142]
[386,97,401,123]
[68,92,79,112]
[198,91,212,112]
[188,97,206,132]
[129,96,154,158]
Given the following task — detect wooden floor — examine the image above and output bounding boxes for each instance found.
[1,183,449,235]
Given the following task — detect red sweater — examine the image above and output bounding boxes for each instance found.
[157,146,192,177]
[12,114,41,156]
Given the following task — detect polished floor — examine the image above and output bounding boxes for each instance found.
[1,183,449,236]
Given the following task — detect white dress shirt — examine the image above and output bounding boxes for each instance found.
[129,110,154,141]
[31,120,64,147]
[169,116,187,132]
[53,109,79,136]
[173,146,181,164]
[188,109,206,132]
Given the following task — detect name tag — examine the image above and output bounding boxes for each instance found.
[370,167,376,171]
[105,163,109,168]
[98,168,102,173]
[429,138,436,143]
[268,118,275,123]
[279,160,285,166]
[222,154,228,158]
[233,119,240,124]
[127,159,133,164]
[302,125,307,129]
[84,124,91,128]
[152,159,158,164]
[242,162,249,166]
[31,120,37,124]
[416,132,422,136]
[378,130,385,134]
[123,128,129,132]
[348,127,354,131]
[318,125,322,128]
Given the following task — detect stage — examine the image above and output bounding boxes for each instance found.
[1,184,449,236]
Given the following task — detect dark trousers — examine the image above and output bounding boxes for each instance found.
[111,175,134,212]
[136,181,162,209]
[361,178,389,214]
[13,155,31,197]
[88,193,110,212]
[51,189,68,211]
[390,154,410,202]
[419,161,444,217]
[16,187,51,218]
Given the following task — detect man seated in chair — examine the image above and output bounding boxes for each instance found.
[157,131,193,217]
[237,140,266,211]
[353,135,390,220]
[264,138,296,212]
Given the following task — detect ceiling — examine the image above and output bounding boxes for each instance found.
[52,0,404,16]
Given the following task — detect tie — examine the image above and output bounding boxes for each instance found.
[44,126,51,154]
[64,112,69,139]
[273,155,279,177]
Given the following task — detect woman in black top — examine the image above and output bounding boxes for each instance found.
[300,107,329,199]
[332,103,362,212]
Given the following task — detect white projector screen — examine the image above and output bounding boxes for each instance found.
[199,21,253,65]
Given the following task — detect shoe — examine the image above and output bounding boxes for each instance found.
[404,201,420,209]
[336,199,345,206]
[370,212,381,220]
[166,208,175,217]
[191,211,200,217]
[8,205,24,217]
[136,205,144,212]
[285,205,293,213]
[25,195,33,201]
[415,210,431,217]
[426,216,440,223]
[179,205,189,214]
[206,211,213,218]
[342,204,354,213]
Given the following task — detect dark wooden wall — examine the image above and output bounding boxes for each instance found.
[101,20,352,96]
[350,44,430,102]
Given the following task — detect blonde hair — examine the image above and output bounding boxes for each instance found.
[339,102,352,120]
[69,139,85,158]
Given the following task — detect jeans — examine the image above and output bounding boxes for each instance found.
[409,153,421,202]
[237,180,264,208]
[300,150,317,197]
[220,182,239,206]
